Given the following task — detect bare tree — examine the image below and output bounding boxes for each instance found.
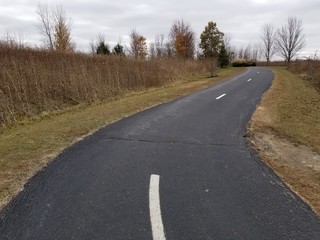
[89,39,96,53]
[223,34,236,63]
[155,34,165,58]
[149,42,156,59]
[169,19,195,59]
[149,34,165,59]
[36,3,74,52]
[243,44,251,61]
[2,29,25,48]
[238,46,244,60]
[228,46,237,63]
[129,29,139,58]
[36,3,54,50]
[275,17,306,64]
[261,24,276,64]
[223,34,231,55]
[164,42,173,58]
[251,43,261,62]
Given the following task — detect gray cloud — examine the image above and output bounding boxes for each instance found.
[0,0,318,56]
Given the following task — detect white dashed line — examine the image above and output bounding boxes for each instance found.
[149,174,166,240]
[216,94,226,100]
[247,79,252,82]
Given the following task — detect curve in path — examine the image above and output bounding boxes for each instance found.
[1,67,319,240]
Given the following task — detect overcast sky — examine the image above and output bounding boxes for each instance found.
[1,0,319,58]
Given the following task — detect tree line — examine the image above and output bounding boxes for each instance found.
[232,16,306,65]
[260,17,306,64]
[35,4,231,65]
[29,3,306,65]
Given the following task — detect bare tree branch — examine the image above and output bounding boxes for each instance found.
[36,3,54,50]
[155,34,165,58]
[275,17,306,64]
[261,23,276,63]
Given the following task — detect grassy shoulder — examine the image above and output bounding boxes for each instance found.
[0,67,244,209]
[249,67,320,215]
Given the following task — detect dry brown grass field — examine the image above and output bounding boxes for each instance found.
[0,44,209,129]
[258,58,320,91]
[290,59,320,90]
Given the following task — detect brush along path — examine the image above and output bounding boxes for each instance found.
[0,50,208,127]
[1,67,319,239]
[249,67,320,215]
[0,68,243,209]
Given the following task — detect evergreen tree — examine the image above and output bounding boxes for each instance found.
[218,43,230,68]
[112,43,124,56]
[96,41,110,55]
[199,21,224,58]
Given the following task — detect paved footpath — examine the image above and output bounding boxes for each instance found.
[1,67,319,240]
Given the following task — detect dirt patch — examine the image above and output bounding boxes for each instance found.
[248,67,320,215]
[249,131,320,214]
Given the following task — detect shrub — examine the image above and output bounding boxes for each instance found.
[0,44,209,128]
[232,61,256,67]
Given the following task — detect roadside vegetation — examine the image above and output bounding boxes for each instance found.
[290,56,320,90]
[0,5,236,208]
[0,61,243,209]
[1,1,318,214]
[249,67,320,215]
[1,5,230,130]
[0,44,209,128]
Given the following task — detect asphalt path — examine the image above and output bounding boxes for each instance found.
[1,67,319,239]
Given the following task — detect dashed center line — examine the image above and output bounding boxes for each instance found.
[247,78,252,82]
[149,174,166,240]
[216,94,226,100]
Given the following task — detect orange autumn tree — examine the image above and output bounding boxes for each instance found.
[169,19,195,59]
[130,29,147,60]
[174,32,188,57]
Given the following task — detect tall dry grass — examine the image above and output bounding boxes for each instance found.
[257,58,320,91]
[0,44,209,128]
[289,59,320,90]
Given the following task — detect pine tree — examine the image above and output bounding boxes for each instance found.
[218,43,230,68]
[112,43,124,56]
[96,42,110,55]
